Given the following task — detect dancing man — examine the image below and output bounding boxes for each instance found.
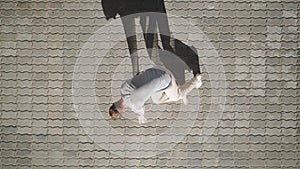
[108,67,202,124]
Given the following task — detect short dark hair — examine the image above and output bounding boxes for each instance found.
[109,104,121,120]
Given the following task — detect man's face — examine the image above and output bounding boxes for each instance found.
[109,107,124,120]
[111,111,121,120]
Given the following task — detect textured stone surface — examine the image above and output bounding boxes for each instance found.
[1,0,299,168]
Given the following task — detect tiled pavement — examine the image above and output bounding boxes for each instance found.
[1,0,299,168]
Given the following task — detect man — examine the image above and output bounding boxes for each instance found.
[102,0,201,79]
[109,66,202,124]
[102,0,173,76]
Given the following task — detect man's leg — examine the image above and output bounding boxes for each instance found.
[164,74,202,104]
[139,14,166,68]
[140,14,159,58]
[173,39,201,76]
[140,14,168,69]
[156,8,172,52]
[121,16,139,76]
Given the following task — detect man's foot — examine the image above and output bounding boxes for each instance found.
[195,74,202,88]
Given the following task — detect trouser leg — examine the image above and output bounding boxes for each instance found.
[121,16,139,76]
[156,12,172,51]
[140,15,159,57]
[140,14,166,67]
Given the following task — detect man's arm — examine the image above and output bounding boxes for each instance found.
[122,90,147,124]
[131,106,147,124]
[131,106,144,116]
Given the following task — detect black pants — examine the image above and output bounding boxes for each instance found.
[120,12,172,76]
[103,0,201,79]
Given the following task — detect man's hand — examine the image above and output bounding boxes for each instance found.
[138,115,147,124]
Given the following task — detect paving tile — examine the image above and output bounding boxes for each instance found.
[1,0,299,168]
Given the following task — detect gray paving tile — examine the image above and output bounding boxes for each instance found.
[1,0,300,168]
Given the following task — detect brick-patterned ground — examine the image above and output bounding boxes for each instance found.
[1,0,299,169]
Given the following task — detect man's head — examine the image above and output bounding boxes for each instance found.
[109,104,122,120]
[109,99,127,120]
